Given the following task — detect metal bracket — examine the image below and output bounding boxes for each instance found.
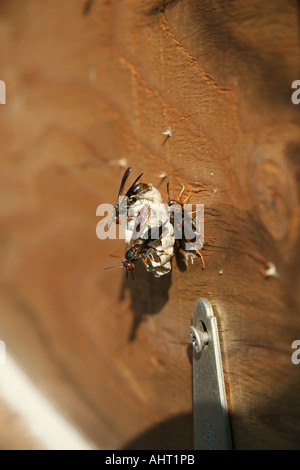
[190,298,232,450]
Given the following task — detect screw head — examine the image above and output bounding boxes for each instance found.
[190,325,208,353]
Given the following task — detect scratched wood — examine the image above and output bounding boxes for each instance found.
[0,0,300,449]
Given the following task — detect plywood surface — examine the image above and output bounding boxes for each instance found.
[0,0,300,449]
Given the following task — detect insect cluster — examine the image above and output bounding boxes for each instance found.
[104,167,204,278]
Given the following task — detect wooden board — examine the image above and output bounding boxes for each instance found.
[0,397,43,450]
[0,0,300,449]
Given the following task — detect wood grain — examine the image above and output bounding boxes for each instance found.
[0,0,299,449]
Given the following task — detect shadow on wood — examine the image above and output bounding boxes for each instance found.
[119,262,172,341]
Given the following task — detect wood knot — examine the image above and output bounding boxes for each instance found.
[253,153,296,242]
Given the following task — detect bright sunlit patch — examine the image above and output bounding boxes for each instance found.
[0,354,96,450]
